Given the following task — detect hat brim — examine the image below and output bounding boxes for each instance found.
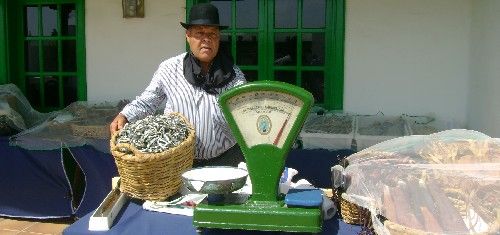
[180,22,228,30]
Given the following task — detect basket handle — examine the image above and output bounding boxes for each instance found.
[110,131,142,155]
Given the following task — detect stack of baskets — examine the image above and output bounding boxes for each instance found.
[110,112,196,201]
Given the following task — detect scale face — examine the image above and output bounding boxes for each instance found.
[219,81,312,154]
[193,81,322,233]
[226,91,304,148]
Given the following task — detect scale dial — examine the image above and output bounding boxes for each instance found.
[226,91,304,148]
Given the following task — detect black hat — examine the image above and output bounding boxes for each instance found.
[180,3,228,30]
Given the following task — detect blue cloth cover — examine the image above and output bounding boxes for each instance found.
[0,137,72,218]
[0,137,118,218]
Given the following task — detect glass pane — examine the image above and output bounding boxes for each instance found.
[275,0,297,28]
[63,76,78,106]
[43,40,59,72]
[302,33,325,66]
[302,71,324,103]
[26,76,41,107]
[25,41,40,72]
[44,76,59,107]
[24,6,39,36]
[274,71,296,85]
[61,4,76,36]
[303,0,326,28]
[211,1,231,29]
[236,0,258,28]
[62,40,76,72]
[219,34,232,56]
[236,33,258,65]
[243,70,258,82]
[42,5,58,36]
[274,33,296,65]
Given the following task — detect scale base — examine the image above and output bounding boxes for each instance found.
[193,200,322,233]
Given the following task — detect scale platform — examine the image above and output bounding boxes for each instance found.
[194,200,321,232]
[191,81,322,233]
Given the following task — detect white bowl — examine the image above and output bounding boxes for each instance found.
[181,167,248,194]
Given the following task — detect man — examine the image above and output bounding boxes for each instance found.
[110,3,246,166]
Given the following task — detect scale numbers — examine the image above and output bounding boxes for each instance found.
[227,91,303,148]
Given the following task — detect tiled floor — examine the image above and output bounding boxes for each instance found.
[0,217,72,235]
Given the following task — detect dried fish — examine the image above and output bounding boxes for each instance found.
[116,114,190,153]
[303,114,353,134]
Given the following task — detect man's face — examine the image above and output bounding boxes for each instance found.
[186,25,220,63]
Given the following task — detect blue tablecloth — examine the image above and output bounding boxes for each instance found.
[64,199,362,235]
[63,149,360,235]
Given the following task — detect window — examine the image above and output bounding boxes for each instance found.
[2,0,85,111]
[189,0,345,109]
[0,0,10,84]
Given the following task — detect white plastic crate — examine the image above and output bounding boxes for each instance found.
[299,113,355,150]
[403,115,454,135]
[354,115,410,151]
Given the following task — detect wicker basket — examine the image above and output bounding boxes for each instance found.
[71,124,110,139]
[110,112,195,201]
[331,187,371,226]
[331,162,372,226]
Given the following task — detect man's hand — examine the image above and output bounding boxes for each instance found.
[110,113,129,136]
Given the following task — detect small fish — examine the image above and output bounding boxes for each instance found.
[116,114,190,153]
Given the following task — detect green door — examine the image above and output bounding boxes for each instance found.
[4,0,86,112]
[188,0,344,110]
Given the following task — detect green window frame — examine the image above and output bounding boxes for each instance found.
[187,0,345,110]
[1,0,86,112]
[0,0,8,84]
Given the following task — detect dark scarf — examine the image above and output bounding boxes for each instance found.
[183,50,235,95]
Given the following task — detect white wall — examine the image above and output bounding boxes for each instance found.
[468,0,500,137]
[85,0,500,136]
[85,0,186,102]
[344,0,471,128]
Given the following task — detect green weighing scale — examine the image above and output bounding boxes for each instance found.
[192,81,322,233]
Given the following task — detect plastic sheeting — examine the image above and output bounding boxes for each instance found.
[9,101,118,152]
[0,84,51,135]
[1,83,128,152]
[10,103,126,152]
[332,129,499,235]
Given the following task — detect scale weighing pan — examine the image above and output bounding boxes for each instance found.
[182,166,248,194]
[192,81,322,233]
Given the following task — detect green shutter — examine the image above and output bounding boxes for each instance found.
[7,0,85,111]
[188,0,344,110]
[0,0,8,84]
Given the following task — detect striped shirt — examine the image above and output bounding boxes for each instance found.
[121,52,246,160]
